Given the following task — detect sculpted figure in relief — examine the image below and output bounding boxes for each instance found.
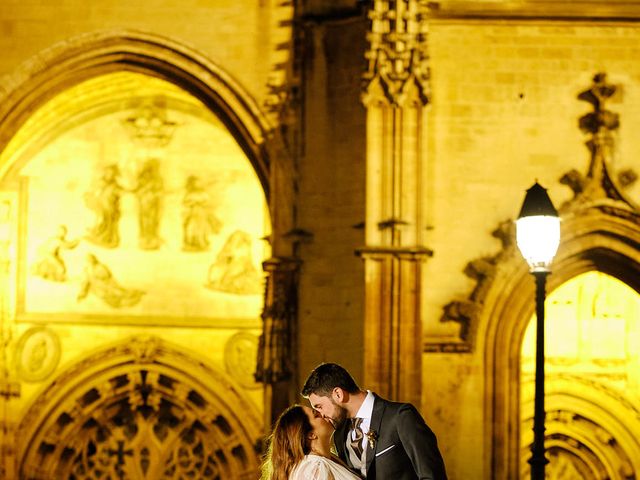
[77,253,144,308]
[206,230,262,295]
[134,158,163,250]
[182,175,221,252]
[84,164,123,248]
[33,225,79,282]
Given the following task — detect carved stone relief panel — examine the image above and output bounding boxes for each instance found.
[3,71,271,327]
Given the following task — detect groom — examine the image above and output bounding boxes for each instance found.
[302,363,447,480]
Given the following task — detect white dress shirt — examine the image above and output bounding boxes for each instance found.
[346,390,375,477]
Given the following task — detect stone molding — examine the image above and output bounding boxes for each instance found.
[428,0,640,21]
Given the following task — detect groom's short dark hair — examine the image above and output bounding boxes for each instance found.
[301,362,360,397]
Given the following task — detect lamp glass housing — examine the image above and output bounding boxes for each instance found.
[516,215,560,272]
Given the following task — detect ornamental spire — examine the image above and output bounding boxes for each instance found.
[560,72,638,212]
[362,0,431,107]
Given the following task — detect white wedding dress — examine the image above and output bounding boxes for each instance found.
[290,453,361,480]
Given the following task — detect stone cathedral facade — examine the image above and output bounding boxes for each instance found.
[1,1,640,479]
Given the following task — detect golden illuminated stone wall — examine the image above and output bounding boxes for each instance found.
[424,20,640,335]
[0,68,273,478]
[0,1,300,478]
[0,1,293,113]
[2,1,640,480]
[521,272,640,478]
[420,13,640,479]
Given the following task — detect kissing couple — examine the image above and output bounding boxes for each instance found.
[260,362,447,480]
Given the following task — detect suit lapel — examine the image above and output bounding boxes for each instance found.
[365,394,385,475]
[334,420,350,466]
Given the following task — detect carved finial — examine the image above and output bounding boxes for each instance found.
[440,301,475,342]
[559,169,586,196]
[362,0,431,106]
[558,72,639,212]
[491,219,515,250]
[577,72,619,134]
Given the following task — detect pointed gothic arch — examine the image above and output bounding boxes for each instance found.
[0,28,300,444]
[0,30,302,476]
[15,336,263,479]
[433,72,640,478]
[430,198,640,480]
[477,208,640,478]
[520,375,640,479]
[0,29,274,193]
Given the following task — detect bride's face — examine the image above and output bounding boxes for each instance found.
[303,405,334,444]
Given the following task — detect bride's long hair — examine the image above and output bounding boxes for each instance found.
[261,405,312,480]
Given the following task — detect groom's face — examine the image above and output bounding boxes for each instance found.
[308,391,349,428]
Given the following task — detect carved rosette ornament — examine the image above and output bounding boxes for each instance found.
[225,332,261,389]
[14,327,61,382]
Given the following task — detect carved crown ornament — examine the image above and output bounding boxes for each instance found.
[362,0,431,107]
[123,97,178,149]
[433,73,639,353]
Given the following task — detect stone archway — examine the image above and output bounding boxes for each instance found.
[520,375,640,479]
[0,29,274,191]
[16,336,262,480]
[0,27,299,459]
[0,29,298,260]
[449,73,640,479]
[477,211,640,479]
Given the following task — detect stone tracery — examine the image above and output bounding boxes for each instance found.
[17,338,262,480]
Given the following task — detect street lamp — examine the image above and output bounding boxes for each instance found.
[516,182,560,480]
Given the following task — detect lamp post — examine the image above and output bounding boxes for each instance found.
[516,182,560,480]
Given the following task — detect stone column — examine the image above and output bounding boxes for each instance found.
[255,1,302,428]
[0,198,19,479]
[255,256,300,427]
[359,0,432,406]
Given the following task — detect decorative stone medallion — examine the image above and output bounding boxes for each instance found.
[224,331,260,389]
[14,326,61,382]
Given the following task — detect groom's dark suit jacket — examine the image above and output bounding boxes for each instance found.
[334,393,447,480]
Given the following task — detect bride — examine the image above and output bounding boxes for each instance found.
[261,404,361,480]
